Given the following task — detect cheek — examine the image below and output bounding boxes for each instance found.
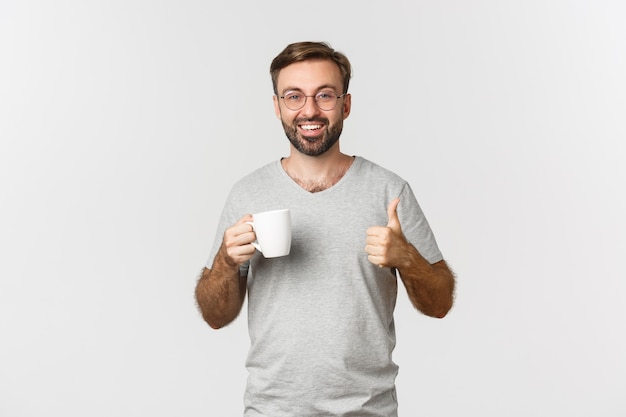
[279,113,294,126]
[330,111,346,125]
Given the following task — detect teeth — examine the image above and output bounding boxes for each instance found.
[301,124,322,130]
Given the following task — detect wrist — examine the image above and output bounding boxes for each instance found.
[217,244,240,269]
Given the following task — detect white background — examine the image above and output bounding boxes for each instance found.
[1,1,624,416]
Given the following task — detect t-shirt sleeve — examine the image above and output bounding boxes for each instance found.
[397,183,443,264]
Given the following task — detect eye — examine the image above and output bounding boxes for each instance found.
[316,91,334,100]
[284,92,302,101]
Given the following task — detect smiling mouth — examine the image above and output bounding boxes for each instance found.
[300,123,323,131]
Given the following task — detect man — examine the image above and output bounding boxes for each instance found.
[195,41,455,416]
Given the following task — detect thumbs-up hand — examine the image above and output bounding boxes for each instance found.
[365,198,408,268]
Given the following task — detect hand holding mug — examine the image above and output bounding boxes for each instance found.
[220,214,257,266]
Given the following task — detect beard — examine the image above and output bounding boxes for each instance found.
[281,117,343,156]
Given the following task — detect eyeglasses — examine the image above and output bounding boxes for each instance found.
[279,90,346,111]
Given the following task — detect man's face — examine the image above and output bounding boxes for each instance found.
[273,59,351,156]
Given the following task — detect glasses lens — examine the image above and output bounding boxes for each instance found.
[315,91,339,110]
[283,92,305,110]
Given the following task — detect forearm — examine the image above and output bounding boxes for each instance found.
[396,246,455,318]
[195,244,247,329]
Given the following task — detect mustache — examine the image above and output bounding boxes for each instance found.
[294,117,329,125]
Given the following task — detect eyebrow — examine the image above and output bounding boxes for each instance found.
[280,84,339,95]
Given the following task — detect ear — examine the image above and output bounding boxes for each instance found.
[342,93,351,120]
[273,95,281,119]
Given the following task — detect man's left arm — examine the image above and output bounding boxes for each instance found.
[365,198,455,318]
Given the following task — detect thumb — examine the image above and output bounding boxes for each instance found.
[386,198,401,230]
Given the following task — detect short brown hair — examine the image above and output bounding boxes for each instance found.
[270,41,352,95]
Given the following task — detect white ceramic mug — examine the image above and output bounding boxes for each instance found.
[246,209,291,258]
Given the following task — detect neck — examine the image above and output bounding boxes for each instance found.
[281,151,354,193]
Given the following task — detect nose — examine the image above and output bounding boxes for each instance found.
[299,96,321,117]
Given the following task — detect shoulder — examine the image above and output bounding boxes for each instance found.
[230,160,282,192]
[352,156,407,186]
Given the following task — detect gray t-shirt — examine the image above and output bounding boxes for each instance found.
[206,156,443,416]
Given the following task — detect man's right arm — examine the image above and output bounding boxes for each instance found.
[195,215,255,329]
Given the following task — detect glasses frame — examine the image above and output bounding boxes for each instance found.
[279,91,347,111]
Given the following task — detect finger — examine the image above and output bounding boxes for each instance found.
[366,226,387,237]
[367,254,386,268]
[365,244,386,257]
[386,198,401,231]
[225,215,256,244]
[233,214,254,234]
[235,214,254,226]
[232,223,254,238]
